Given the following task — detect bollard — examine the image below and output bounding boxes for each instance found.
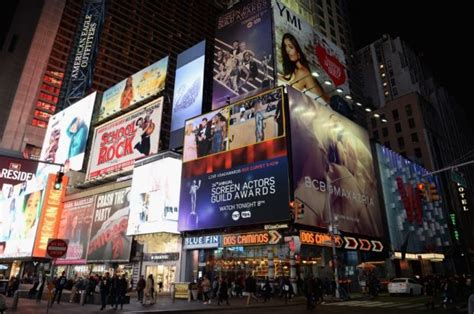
[469,294,474,314]
[11,290,20,309]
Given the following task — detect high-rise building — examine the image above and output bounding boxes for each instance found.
[1,0,224,153]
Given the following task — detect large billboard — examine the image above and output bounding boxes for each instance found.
[127,157,181,235]
[288,87,382,237]
[170,41,206,149]
[212,0,274,109]
[36,92,96,183]
[376,144,450,252]
[99,57,168,121]
[87,187,132,262]
[273,1,350,109]
[179,87,290,231]
[55,196,95,265]
[87,97,163,180]
[0,156,38,199]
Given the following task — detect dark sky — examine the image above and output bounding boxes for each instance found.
[349,1,472,117]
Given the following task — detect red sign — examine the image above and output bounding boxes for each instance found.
[46,239,68,259]
[315,44,346,86]
[300,230,343,248]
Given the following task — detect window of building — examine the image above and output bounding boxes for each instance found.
[384,141,391,149]
[371,118,377,128]
[373,130,379,140]
[393,88,398,96]
[415,148,422,158]
[382,127,388,137]
[405,104,412,116]
[398,137,405,149]
[409,118,416,128]
[392,109,399,120]
[330,28,336,37]
[411,133,418,143]
[395,123,402,133]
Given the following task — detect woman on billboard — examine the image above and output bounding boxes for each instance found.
[120,77,134,110]
[280,33,328,101]
[66,117,89,159]
[20,191,42,240]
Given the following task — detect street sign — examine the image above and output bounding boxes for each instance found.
[451,170,467,187]
[46,239,68,259]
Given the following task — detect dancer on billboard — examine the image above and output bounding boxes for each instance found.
[120,77,134,110]
[66,117,89,159]
[134,110,155,156]
[188,180,201,228]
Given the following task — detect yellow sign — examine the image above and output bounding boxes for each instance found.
[173,282,189,299]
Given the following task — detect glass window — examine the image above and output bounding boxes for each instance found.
[392,109,399,120]
[398,137,405,149]
[411,133,419,143]
[395,123,402,133]
[409,118,416,128]
[405,104,413,116]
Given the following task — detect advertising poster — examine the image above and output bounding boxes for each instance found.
[127,157,181,235]
[36,92,96,185]
[273,1,350,109]
[0,178,44,258]
[179,87,290,231]
[288,87,382,237]
[32,174,68,257]
[99,57,168,121]
[170,41,206,149]
[56,196,95,265]
[376,144,450,252]
[87,187,132,262]
[87,97,163,180]
[0,156,38,199]
[212,0,274,109]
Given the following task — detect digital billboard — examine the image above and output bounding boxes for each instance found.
[170,41,206,149]
[288,86,382,237]
[179,87,290,231]
[87,187,132,262]
[273,1,350,106]
[212,0,274,109]
[99,57,168,121]
[376,144,450,252]
[55,196,95,265]
[127,157,181,235]
[0,156,38,199]
[87,97,163,180]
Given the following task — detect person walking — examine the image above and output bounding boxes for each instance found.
[144,274,155,305]
[217,277,230,306]
[201,275,211,304]
[52,271,67,306]
[84,276,97,305]
[116,274,128,310]
[245,273,258,305]
[110,274,119,309]
[137,275,146,303]
[99,272,111,311]
[262,277,272,302]
[304,274,316,310]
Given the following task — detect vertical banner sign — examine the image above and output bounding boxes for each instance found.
[58,0,105,110]
[33,174,68,257]
[212,0,274,109]
[87,187,132,262]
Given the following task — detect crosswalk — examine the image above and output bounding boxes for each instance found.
[323,300,426,310]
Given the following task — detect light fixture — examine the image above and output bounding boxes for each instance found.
[355,102,363,107]
[344,95,352,100]
[323,80,332,86]
[379,64,384,69]
[373,113,380,118]
[335,88,343,93]
[365,108,372,112]
[312,71,320,77]
[381,118,388,123]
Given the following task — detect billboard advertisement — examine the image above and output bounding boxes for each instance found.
[87,187,132,262]
[170,41,206,149]
[55,196,95,265]
[0,156,38,199]
[87,97,163,180]
[273,1,350,108]
[0,178,45,258]
[376,144,450,252]
[32,174,68,257]
[36,92,96,183]
[288,86,382,237]
[127,157,181,235]
[179,87,290,231]
[212,0,274,109]
[99,57,168,121]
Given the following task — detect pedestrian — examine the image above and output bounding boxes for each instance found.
[158,281,163,293]
[137,275,146,303]
[425,278,435,310]
[35,274,46,303]
[245,273,258,305]
[84,276,97,305]
[144,274,155,305]
[282,276,291,304]
[52,271,67,305]
[217,277,230,305]
[116,274,128,310]
[110,274,119,309]
[201,275,211,304]
[99,272,111,311]
[304,274,315,310]
[69,276,84,303]
[262,277,272,302]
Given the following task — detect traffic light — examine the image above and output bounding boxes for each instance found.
[428,183,440,202]
[295,200,304,220]
[416,182,428,201]
[54,171,64,190]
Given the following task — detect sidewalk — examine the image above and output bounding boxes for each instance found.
[3,294,306,313]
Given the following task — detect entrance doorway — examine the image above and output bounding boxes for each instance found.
[145,265,176,292]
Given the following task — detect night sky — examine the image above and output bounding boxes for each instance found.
[349,1,472,119]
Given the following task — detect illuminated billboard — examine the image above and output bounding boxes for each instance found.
[211,0,274,109]
[55,196,95,265]
[127,157,181,235]
[87,187,132,262]
[36,92,96,181]
[288,86,382,237]
[376,144,450,252]
[170,41,206,149]
[87,97,163,180]
[0,156,38,199]
[178,87,290,231]
[99,57,168,121]
[273,1,350,110]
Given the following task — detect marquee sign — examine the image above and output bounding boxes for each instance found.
[299,230,384,252]
[222,230,282,247]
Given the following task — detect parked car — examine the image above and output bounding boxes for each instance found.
[388,278,423,296]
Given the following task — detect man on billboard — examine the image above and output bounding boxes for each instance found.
[188,179,201,229]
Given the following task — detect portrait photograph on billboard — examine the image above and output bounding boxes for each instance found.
[87,97,163,180]
[87,187,132,262]
[170,41,206,149]
[36,92,96,183]
[56,196,95,264]
[179,87,290,231]
[376,144,450,252]
[212,0,274,109]
[288,86,382,237]
[99,57,168,121]
[127,157,181,236]
[273,1,350,110]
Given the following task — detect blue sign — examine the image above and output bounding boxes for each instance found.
[183,235,221,249]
